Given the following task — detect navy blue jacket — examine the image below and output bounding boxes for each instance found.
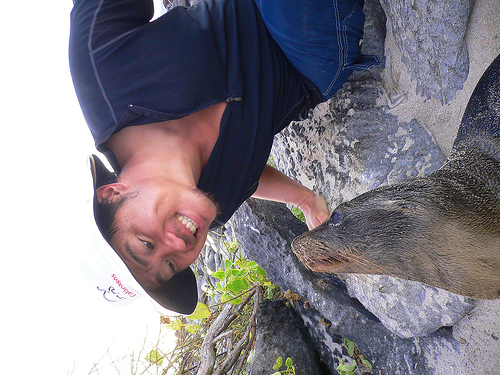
[69,0,324,227]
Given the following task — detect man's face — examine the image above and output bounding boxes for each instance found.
[100,177,218,291]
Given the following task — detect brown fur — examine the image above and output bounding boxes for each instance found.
[292,136,500,299]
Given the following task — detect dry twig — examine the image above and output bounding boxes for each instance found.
[196,286,261,375]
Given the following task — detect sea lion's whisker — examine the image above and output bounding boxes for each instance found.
[338,251,389,275]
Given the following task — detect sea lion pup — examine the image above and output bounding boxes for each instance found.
[292,53,500,300]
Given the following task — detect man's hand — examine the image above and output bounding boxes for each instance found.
[297,193,329,230]
[252,164,330,230]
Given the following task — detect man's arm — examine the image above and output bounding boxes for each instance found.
[252,164,329,229]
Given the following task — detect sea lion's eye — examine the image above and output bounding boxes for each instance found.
[331,211,343,225]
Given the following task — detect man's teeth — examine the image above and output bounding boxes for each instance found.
[176,214,199,234]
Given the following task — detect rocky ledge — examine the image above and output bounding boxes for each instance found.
[196,0,500,373]
[234,0,499,373]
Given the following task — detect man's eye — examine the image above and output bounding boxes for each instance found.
[140,240,154,250]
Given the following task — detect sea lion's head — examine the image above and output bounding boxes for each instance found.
[291,172,500,299]
[292,178,443,277]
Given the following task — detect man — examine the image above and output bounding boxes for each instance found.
[70,0,377,313]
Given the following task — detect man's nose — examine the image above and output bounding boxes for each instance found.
[161,232,188,254]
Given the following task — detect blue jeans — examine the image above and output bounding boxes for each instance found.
[254,0,378,100]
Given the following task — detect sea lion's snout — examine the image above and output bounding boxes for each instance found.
[292,210,354,273]
[291,231,319,270]
[292,233,348,272]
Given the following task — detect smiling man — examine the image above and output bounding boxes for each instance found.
[70,0,377,313]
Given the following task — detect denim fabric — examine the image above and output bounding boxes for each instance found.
[255,0,378,99]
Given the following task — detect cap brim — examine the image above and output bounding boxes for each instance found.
[89,154,198,314]
[148,268,198,315]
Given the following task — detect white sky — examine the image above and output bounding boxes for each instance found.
[1,1,174,374]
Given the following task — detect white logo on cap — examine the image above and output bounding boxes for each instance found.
[97,285,127,302]
[97,274,138,302]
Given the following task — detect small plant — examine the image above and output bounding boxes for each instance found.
[291,207,305,222]
[212,258,276,303]
[142,225,281,374]
[159,301,212,335]
[101,223,283,374]
[337,359,357,375]
[271,356,297,375]
[339,338,373,375]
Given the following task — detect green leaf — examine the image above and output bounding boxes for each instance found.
[213,270,226,280]
[337,359,356,374]
[145,350,163,365]
[285,357,293,367]
[188,302,211,321]
[291,207,306,222]
[273,356,283,370]
[227,278,251,295]
[235,259,252,269]
[164,319,184,331]
[230,269,243,277]
[262,281,274,288]
[247,349,254,365]
[345,364,356,371]
[344,338,355,357]
[224,259,232,270]
[361,355,373,370]
[185,323,201,334]
[255,266,267,277]
[239,268,250,277]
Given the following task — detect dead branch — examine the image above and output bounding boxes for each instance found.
[214,287,260,375]
[197,303,234,375]
[196,286,260,375]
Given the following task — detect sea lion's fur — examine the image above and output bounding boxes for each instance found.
[292,54,500,299]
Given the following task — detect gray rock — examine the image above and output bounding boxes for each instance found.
[195,0,499,373]
[233,199,461,374]
[162,0,198,12]
[273,92,447,207]
[452,300,500,374]
[360,0,387,58]
[379,0,471,104]
[270,22,468,339]
[249,300,328,375]
[345,275,478,338]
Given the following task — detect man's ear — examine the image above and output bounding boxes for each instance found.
[96,183,131,203]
